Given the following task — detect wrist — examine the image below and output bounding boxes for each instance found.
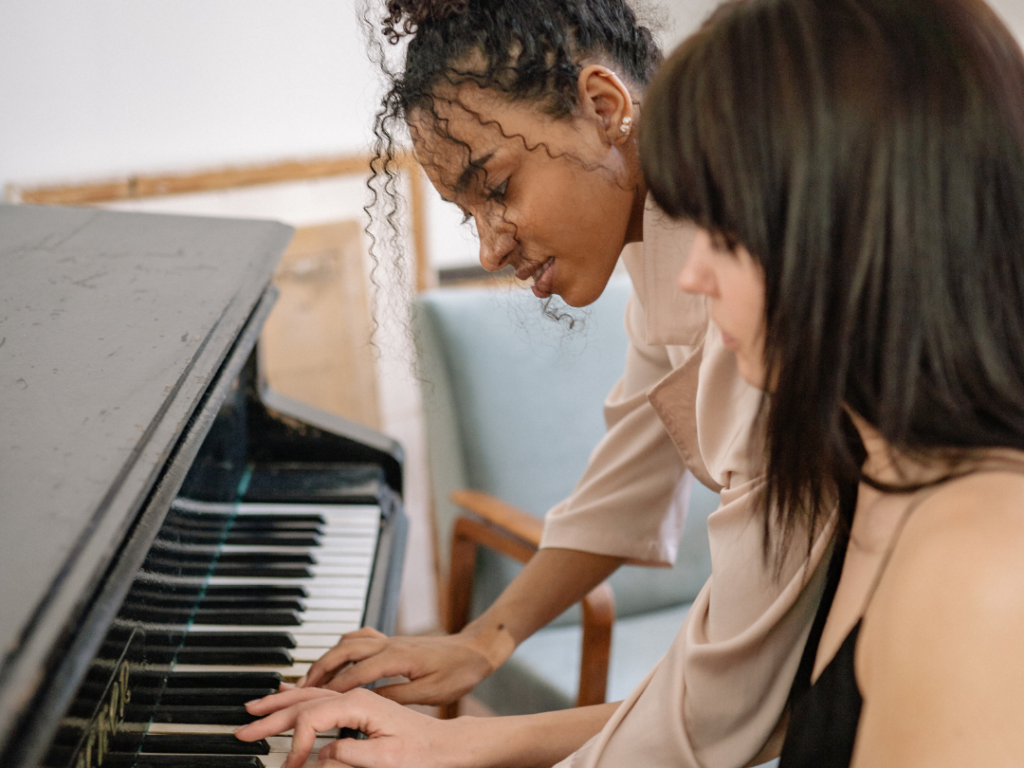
[459,620,517,672]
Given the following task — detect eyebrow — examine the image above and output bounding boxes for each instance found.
[454,152,495,194]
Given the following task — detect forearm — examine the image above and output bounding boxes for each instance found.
[461,547,623,666]
[450,701,621,768]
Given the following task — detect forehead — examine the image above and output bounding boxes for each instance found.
[408,85,556,191]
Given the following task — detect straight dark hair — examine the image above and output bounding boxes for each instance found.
[641,0,1024,558]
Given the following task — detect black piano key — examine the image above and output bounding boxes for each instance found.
[170,509,325,526]
[143,733,269,754]
[118,606,303,625]
[180,631,298,648]
[202,585,308,599]
[135,758,265,768]
[173,647,295,665]
[131,646,294,665]
[163,671,285,689]
[142,549,315,566]
[124,593,306,612]
[143,704,259,725]
[130,584,309,600]
[224,532,320,547]
[140,560,313,578]
[211,563,312,579]
[152,530,319,546]
[129,686,278,706]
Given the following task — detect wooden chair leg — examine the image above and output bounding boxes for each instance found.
[577,580,615,707]
[441,520,479,719]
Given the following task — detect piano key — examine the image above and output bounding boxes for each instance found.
[161,671,285,689]
[134,757,266,768]
[144,705,258,725]
[170,662,312,678]
[131,687,279,706]
[127,646,294,665]
[140,733,271,755]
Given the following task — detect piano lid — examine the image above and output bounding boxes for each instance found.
[0,204,293,741]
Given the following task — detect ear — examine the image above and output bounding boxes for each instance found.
[577,65,635,146]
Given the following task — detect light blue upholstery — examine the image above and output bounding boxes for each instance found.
[414,275,717,714]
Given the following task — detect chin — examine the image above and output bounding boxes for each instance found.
[736,357,767,390]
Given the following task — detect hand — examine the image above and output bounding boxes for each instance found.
[298,627,503,705]
[236,686,455,768]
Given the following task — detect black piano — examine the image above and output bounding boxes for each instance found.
[0,204,407,768]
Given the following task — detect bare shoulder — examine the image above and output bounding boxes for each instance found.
[852,471,1024,766]
[871,469,1024,627]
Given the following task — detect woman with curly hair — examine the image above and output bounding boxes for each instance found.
[239,0,1024,765]
[237,0,832,766]
[239,0,1024,763]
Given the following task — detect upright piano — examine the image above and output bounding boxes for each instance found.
[0,204,407,768]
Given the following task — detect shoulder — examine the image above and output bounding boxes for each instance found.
[868,471,1024,629]
[855,471,1024,761]
[860,473,1024,708]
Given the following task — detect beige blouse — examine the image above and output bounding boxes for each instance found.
[541,202,835,768]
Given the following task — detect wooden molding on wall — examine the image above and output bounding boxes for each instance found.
[5,153,434,291]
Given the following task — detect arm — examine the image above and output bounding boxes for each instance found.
[302,290,681,703]
[237,686,621,768]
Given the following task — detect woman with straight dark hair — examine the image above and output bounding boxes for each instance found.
[236,0,1024,765]
[643,0,1024,764]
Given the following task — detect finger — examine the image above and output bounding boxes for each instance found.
[286,716,320,768]
[340,626,386,641]
[287,698,373,768]
[235,704,301,742]
[324,652,415,694]
[303,638,387,688]
[244,688,337,718]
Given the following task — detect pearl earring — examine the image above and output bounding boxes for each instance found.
[620,116,633,135]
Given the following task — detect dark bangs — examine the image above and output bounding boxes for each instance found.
[642,0,1024,562]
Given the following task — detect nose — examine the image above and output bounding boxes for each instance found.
[477,214,516,272]
[678,229,718,297]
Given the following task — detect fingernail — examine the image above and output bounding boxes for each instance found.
[296,676,307,687]
[244,699,261,707]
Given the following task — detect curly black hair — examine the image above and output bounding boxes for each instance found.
[361,0,661,327]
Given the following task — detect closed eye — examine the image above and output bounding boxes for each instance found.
[487,179,510,203]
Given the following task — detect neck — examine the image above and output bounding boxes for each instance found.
[624,175,648,244]
[847,409,948,488]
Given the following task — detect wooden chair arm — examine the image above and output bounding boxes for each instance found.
[442,490,617,717]
[449,489,544,548]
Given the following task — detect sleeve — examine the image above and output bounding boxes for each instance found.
[539,288,692,566]
[553,481,836,768]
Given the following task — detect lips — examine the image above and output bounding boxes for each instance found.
[529,257,555,298]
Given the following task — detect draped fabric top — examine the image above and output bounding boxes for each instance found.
[545,200,836,768]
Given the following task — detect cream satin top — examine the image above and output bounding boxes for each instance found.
[542,201,835,768]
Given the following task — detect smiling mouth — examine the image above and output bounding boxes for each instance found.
[519,257,555,298]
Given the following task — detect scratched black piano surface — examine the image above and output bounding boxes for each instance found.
[0,205,407,768]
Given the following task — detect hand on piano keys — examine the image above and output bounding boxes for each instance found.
[236,687,450,768]
[298,625,501,706]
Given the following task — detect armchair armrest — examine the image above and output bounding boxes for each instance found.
[442,489,615,718]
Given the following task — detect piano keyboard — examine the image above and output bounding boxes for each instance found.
[69,499,384,768]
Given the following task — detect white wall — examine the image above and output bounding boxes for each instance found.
[0,0,378,187]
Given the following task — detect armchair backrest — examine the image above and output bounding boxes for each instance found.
[414,276,714,621]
